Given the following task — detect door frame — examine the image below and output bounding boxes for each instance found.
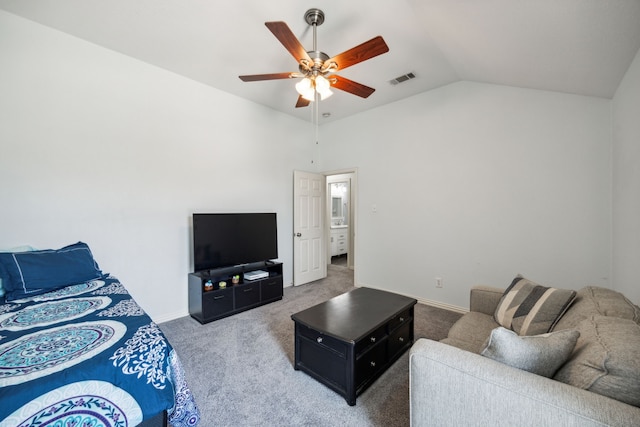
[325,168,357,272]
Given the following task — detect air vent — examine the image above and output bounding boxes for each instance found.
[389,72,416,85]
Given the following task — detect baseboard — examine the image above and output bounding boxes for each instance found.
[355,284,468,314]
[154,309,189,324]
[415,297,468,314]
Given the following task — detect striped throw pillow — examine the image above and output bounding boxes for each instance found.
[494,276,576,336]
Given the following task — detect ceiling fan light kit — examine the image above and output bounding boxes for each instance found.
[296,75,333,101]
[239,8,389,108]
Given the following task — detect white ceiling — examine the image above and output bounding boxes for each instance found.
[2,0,640,123]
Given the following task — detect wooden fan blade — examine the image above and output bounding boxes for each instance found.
[265,21,312,64]
[331,75,375,98]
[239,73,294,82]
[295,95,311,108]
[324,36,389,71]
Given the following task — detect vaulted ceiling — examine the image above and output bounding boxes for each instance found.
[2,0,639,123]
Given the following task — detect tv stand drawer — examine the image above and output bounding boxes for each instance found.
[261,277,283,301]
[235,282,260,308]
[202,288,234,320]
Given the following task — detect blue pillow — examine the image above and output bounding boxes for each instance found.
[0,242,103,301]
[0,245,38,302]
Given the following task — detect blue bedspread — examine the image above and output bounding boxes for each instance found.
[0,276,200,427]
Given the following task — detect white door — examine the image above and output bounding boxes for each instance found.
[293,170,327,286]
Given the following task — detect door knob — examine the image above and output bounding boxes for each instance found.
[295,233,302,237]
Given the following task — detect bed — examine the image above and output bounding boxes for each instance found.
[0,242,200,427]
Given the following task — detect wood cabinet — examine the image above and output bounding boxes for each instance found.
[330,227,349,256]
[188,261,283,324]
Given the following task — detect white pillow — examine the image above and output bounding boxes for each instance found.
[481,326,579,378]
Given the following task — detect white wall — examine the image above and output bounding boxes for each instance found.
[0,11,314,321]
[2,10,630,318]
[613,48,640,304]
[320,81,612,310]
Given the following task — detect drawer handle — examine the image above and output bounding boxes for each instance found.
[370,337,376,343]
[244,288,254,292]
[370,361,376,367]
[399,337,404,342]
[213,295,225,300]
[317,337,323,343]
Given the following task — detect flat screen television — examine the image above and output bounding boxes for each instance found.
[193,213,278,271]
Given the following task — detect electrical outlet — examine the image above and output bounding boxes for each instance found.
[436,277,443,288]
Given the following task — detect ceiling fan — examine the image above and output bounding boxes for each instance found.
[239,8,389,108]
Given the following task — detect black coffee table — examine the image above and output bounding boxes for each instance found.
[291,287,417,405]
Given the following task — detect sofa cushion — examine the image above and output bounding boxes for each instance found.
[554,315,640,407]
[444,311,499,354]
[439,337,480,354]
[480,326,579,378]
[494,275,576,336]
[553,286,640,331]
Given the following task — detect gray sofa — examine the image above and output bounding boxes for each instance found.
[409,284,640,426]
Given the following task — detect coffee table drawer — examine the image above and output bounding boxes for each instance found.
[355,342,388,387]
[298,324,347,357]
[388,320,412,358]
[387,307,412,332]
[355,324,387,356]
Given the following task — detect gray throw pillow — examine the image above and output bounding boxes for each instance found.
[481,326,579,378]
[494,275,576,335]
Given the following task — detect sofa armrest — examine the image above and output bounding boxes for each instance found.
[409,339,640,427]
[469,285,504,315]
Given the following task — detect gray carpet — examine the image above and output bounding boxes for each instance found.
[160,265,462,427]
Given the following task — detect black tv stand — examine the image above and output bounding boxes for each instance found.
[188,261,283,324]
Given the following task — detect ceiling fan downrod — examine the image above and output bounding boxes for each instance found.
[304,9,327,75]
[304,8,325,48]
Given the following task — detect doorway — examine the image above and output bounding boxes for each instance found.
[292,169,357,287]
[326,171,356,270]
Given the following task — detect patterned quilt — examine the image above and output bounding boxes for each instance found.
[0,276,200,427]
